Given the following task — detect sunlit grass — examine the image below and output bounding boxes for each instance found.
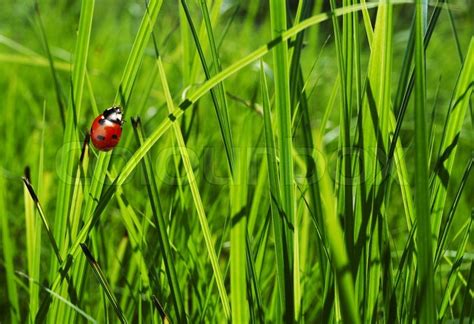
[0,0,472,323]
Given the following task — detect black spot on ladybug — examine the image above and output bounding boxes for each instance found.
[97,135,106,141]
[111,134,118,139]
[99,119,106,125]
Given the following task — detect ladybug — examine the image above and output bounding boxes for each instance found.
[90,106,124,151]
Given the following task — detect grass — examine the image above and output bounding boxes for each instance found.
[0,0,473,322]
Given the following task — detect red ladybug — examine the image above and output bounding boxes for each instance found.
[90,106,124,151]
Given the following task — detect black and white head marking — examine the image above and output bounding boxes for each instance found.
[102,106,124,125]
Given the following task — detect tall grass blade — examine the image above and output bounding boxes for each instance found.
[356,3,393,322]
[23,172,80,321]
[180,0,235,174]
[152,41,230,319]
[430,39,473,237]
[438,213,473,320]
[0,174,20,323]
[260,60,293,322]
[434,157,472,268]
[80,243,128,323]
[459,260,474,324]
[414,0,435,322]
[16,271,97,323]
[53,0,94,262]
[117,0,163,107]
[34,2,65,127]
[152,295,169,324]
[229,139,250,323]
[269,1,295,321]
[131,117,186,322]
[23,176,62,262]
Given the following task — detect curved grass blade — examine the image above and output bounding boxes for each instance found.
[438,213,473,320]
[80,243,128,324]
[23,175,62,262]
[434,157,473,268]
[152,295,169,324]
[116,0,163,108]
[181,0,235,175]
[131,117,186,323]
[16,271,97,323]
[152,40,230,319]
[34,2,65,127]
[430,39,473,237]
[22,172,79,319]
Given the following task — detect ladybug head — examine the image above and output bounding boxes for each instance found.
[103,106,124,125]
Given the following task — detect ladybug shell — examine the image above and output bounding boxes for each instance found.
[90,114,123,151]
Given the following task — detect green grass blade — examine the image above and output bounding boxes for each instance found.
[152,295,169,324]
[180,0,235,174]
[328,0,353,239]
[269,1,295,321]
[80,243,128,323]
[153,44,230,319]
[23,172,80,320]
[30,104,46,319]
[434,157,472,268]
[22,176,62,263]
[246,233,265,323]
[199,0,234,153]
[323,202,360,324]
[23,167,42,322]
[287,2,315,318]
[414,0,435,322]
[229,138,250,323]
[438,214,473,320]
[116,0,163,108]
[459,260,474,323]
[131,118,186,322]
[52,0,95,271]
[34,3,65,127]
[260,60,293,322]
[16,271,97,323]
[69,135,90,242]
[430,38,473,238]
[23,167,37,322]
[357,3,394,322]
[0,175,20,323]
